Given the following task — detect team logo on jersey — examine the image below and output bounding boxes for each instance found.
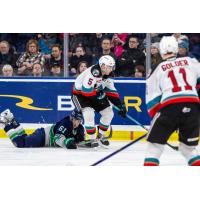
[182,107,191,113]
[0,95,53,110]
[92,69,100,77]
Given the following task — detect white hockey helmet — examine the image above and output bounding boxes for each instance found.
[159,36,178,56]
[99,55,116,70]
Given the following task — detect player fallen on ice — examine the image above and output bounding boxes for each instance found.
[0,109,85,149]
[72,55,127,147]
[144,36,200,166]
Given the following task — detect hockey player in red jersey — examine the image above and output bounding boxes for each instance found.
[144,36,200,166]
[72,55,127,147]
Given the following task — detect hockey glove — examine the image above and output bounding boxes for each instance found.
[65,138,77,149]
[117,103,127,118]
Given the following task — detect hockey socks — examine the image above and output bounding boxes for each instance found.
[179,142,200,165]
[188,155,200,166]
[144,142,164,166]
[85,126,96,136]
[98,123,109,132]
[144,158,160,166]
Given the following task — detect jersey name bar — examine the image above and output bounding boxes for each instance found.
[161,59,189,71]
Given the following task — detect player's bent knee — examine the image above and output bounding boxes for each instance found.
[82,107,95,125]
[100,106,114,121]
[12,139,25,148]
[23,128,45,147]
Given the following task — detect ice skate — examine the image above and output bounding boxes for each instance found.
[84,139,99,148]
[97,132,109,145]
[0,109,14,125]
[97,126,110,147]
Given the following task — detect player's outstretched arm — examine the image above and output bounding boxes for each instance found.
[53,134,77,149]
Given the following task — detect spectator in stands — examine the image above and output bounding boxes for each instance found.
[37,34,58,58]
[0,41,18,72]
[177,41,197,60]
[151,42,162,72]
[172,33,189,44]
[142,33,161,49]
[178,41,189,57]
[189,35,200,61]
[86,33,106,64]
[50,65,63,77]
[68,33,112,65]
[69,46,92,75]
[116,36,145,77]
[32,63,44,77]
[150,33,161,43]
[68,34,77,58]
[1,64,14,77]
[96,33,104,39]
[111,33,128,58]
[45,44,63,74]
[76,61,89,76]
[16,39,45,76]
[68,34,89,58]
[134,65,145,78]
[96,37,116,61]
[13,33,36,53]
[86,33,103,55]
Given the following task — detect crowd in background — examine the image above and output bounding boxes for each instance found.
[0,34,63,77]
[0,33,200,78]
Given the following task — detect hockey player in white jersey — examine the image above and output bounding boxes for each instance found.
[144,36,200,166]
[72,55,127,147]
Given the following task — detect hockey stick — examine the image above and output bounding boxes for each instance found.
[113,106,178,151]
[91,107,178,166]
[91,132,147,166]
[77,126,113,148]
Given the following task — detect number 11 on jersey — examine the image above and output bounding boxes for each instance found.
[168,68,192,93]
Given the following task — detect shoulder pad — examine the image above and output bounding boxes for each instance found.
[91,64,102,77]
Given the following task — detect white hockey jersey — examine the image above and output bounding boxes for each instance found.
[146,56,200,118]
[72,65,119,99]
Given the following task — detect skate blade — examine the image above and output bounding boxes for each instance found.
[97,141,110,149]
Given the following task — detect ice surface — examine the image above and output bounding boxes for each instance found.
[0,138,199,166]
